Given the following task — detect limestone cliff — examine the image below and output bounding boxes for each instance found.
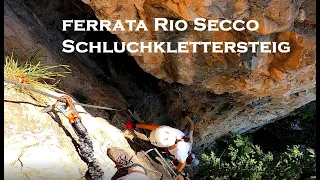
[4,87,171,179]
[4,1,172,178]
[4,0,316,155]
[84,0,316,150]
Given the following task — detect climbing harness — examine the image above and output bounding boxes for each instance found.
[43,95,104,180]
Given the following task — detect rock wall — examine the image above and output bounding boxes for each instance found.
[4,1,172,179]
[4,87,171,179]
[4,89,102,179]
[5,0,174,127]
[4,0,316,154]
[4,0,128,116]
[84,0,316,150]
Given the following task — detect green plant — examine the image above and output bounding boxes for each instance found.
[4,53,71,103]
[199,133,316,180]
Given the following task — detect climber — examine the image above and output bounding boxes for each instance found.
[165,111,199,167]
[162,111,199,168]
[107,147,149,180]
[124,110,199,177]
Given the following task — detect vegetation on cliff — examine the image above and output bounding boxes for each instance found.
[4,53,70,102]
[198,133,316,180]
[197,102,316,180]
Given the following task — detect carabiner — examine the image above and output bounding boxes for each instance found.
[55,95,80,124]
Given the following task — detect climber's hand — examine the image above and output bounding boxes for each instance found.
[126,109,134,118]
[186,116,194,124]
[175,174,184,180]
[124,122,135,130]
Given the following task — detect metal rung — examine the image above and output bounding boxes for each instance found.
[138,148,178,179]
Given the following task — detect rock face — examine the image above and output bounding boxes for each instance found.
[4,89,88,179]
[85,0,316,83]
[4,87,171,179]
[4,1,172,178]
[4,0,316,155]
[85,0,316,150]
[4,0,128,116]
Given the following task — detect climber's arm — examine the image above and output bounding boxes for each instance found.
[175,161,186,180]
[135,123,160,131]
[125,108,160,131]
[176,160,186,172]
[185,116,195,153]
[125,122,160,131]
[185,116,194,136]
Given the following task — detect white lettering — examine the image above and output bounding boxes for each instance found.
[62,20,73,31]
[194,18,206,31]
[76,42,88,53]
[62,39,75,53]
[154,18,168,31]
[246,20,259,31]
[74,20,85,31]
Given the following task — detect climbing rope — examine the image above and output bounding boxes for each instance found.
[4,76,179,179]
[73,120,104,180]
[4,77,125,111]
[4,78,105,179]
[162,59,196,131]
[4,77,180,112]
[4,68,194,180]
[161,57,191,113]
[55,96,104,179]
[176,86,190,113]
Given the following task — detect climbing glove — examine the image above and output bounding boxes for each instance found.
[124,122,136,130]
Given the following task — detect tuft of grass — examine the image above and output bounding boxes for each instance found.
[4,53,71,104]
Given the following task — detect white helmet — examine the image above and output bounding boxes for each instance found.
[149,126,177,147]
